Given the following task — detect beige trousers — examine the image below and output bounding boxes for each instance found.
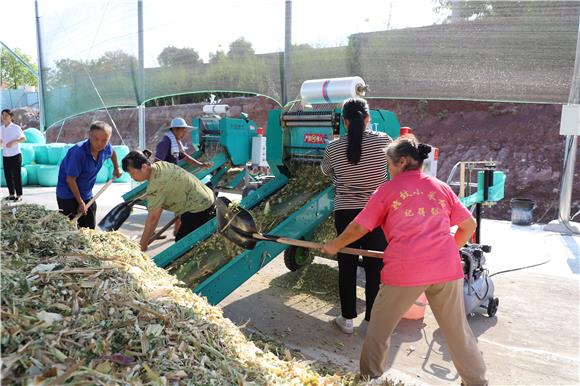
[360,279,488,386]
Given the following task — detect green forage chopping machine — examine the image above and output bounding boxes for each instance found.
[192,77,401,304]
[191,104,261,190]
[120,104,260,206]
[116,77,400,305]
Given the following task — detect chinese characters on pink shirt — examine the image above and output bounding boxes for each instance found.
[391,189,447,217]
[354,170,472,286]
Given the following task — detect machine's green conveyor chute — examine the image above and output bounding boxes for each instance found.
[153,174,288,268]
[194,187,334,305]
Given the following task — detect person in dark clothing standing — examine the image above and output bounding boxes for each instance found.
[321,98,392,334]
[1,109,26,202]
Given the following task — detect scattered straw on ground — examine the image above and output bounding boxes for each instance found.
[271,263,341,302]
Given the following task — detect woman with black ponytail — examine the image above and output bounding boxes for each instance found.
[321,98,392,334]
[323,135,487,385]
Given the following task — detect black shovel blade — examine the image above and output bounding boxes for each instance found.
[98,201,134,231]
[215,196,258,250]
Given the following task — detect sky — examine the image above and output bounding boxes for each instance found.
[2,0,446,67]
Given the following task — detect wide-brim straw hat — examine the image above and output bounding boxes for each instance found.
[165,117,193,130]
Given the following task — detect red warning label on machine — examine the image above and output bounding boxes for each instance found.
[304,133,326,144]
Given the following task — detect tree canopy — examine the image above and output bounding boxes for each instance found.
[51,50,138,87]
[0,47,38,89]
[157,46,201,67]
[227,38,255,60]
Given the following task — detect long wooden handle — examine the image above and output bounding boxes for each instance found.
[148,216,178,245]
[72,179,114,222]
[254,234,384,259]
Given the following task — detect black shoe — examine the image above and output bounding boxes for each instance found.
[2,196,15,201]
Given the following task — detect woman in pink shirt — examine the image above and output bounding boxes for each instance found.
[323,135,487,386]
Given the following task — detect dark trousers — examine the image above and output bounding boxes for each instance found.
[175,204,216,241]
[335,209,386,321]
[3,154,23,197]
[57,197,97,229]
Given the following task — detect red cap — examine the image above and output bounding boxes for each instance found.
[400,126,413,137]
[257,127,264,135]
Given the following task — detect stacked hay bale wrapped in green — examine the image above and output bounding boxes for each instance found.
[1,204,365,385]
[19,128,46,186]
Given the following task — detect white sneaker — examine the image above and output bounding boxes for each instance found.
[335,316,354,334]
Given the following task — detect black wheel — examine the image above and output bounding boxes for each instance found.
[284,246,314,271]
[487,297,499,317]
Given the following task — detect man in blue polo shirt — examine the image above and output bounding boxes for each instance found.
[56,121,121,228]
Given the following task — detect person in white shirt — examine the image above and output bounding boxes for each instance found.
[1,109,26,201]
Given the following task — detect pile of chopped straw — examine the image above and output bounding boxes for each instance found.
[1,204,360,385]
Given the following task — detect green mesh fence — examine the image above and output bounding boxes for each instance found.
[37,0,580,129]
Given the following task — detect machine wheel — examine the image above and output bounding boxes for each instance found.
[487,297,499,317]
[242,183,259,198]
[284,246,314,271]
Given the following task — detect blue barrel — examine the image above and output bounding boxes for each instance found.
[510,198,536,226]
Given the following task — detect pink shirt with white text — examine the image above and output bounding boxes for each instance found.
[355,170,472,286]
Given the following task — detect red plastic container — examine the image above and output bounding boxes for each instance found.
[400,126,414,137]
[403,293,428,320]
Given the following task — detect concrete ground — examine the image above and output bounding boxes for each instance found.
[8,183,580,386]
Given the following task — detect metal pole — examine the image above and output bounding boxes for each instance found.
[546,18,580,234]
[558,18,580,223]
[475,203,482,244]
[137,0,145,150]
[558,17,580,225]
[34,0,46,132]
[557,135,577,222]
[283,0,292,105]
